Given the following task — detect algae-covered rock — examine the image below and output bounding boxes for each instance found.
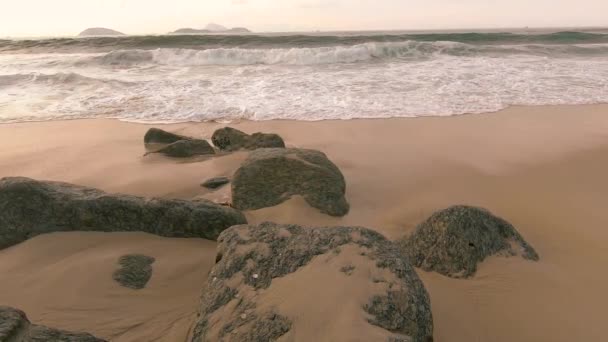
[0,177,247,249]
[402,205,539,278]
[149,139,215,158]
[211,127,285,151]
[232,148,349,216]
[112,254,156,290]
[144,128,191,144]
[191,222,433,342]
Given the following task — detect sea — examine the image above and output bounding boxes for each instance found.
[1,29,608,123]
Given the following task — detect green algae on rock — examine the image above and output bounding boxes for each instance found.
[0,177,247,249]
[232,148,349,216]
[402,205,539,278]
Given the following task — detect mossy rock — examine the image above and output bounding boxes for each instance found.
[0,177,247,249]
[191,222,433,342]
[232,148,349,216]
[401,205,539,278]
[144,128,191,144]
[113,254,155,290]
[148,139,215,158]
[211,127,285,151]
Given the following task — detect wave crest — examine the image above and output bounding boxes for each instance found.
[79,41,608,67]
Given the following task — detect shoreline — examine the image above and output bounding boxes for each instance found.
[1,103,608,341]
[2,103,608,127]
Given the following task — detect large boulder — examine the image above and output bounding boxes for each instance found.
[148,139,215,158]
[0,306,105,341]
[144,128,191,145]
[401,205,539,278]
[211,127,285,151]
[191,222,433,342]
[0,177,247,249]
[232,148,349,216]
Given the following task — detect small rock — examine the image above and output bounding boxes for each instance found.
[201,177,230,189]
[144,128,190,144]
[148,139,215,158]
[340,265,356,276]
[113,254,155,290]
[0,306,106,341]
[252,273,259,279]
[212,127,285,151]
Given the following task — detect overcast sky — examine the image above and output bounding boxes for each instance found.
[1,0,607,37]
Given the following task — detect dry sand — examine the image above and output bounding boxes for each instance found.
[0,232,216,341]
[1,104,608,341]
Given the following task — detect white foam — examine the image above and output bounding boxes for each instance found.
[1,46,608,123]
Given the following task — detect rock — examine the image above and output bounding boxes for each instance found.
[0,306,106,341]
[149,139,215,158]
[0,177,247,249]
[401,205,539,278]
[78,28,124,36]
[113,254,155,290]
[201,177,230,189]
[232,148,349,216]
[211,127,285,151]
[191,223,433,342]
[144,128,191,145]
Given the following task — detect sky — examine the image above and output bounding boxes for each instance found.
[1,0,607,37]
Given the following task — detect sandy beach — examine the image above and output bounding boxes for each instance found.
[1,104,608,341]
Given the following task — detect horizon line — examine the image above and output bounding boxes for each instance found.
[2,25,608,39]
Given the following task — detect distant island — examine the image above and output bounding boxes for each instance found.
[205,23,227,31]
[170,23,251,35]
[78,28,125,36]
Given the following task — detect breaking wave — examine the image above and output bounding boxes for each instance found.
[84,41,608,67]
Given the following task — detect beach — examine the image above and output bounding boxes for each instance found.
[1,104,608,341]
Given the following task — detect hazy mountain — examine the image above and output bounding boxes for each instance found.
[227,27,251,33]
[78,28,125,36]
[170,26,251,34]
[171,28,212,34]
[205,23,228,31]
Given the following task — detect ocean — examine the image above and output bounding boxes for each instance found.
[1,30,607,123]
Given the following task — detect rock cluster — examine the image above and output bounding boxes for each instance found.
[144,127,349,216]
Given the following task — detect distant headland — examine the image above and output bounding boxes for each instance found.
[170,23,251,34]
[77,24,251,37]
[78,28,125,36]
